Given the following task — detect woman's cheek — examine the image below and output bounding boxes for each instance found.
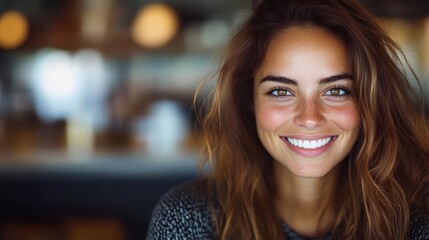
[255,103,293,131]
[326,104,360,130]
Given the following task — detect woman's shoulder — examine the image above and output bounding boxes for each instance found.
[146,179,216,240]
[408,212,429,239]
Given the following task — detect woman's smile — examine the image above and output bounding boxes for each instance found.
[282,135,337,158]
[285,136,333,149]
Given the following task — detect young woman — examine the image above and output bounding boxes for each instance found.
[146,0,429,239]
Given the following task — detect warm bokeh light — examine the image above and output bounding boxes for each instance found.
[0,11,29,49]
[131,3,179,49]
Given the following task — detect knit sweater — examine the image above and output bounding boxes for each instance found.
[146,180,429,240]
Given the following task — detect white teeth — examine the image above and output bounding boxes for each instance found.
[286,137,332,149]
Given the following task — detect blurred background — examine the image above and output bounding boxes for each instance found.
[0,0,428,239]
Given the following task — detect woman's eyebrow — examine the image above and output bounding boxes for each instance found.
[319,73,352,84]
[259,75,297,85]
[259,73,352,85]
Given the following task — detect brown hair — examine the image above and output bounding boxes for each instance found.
[196,0,429,239]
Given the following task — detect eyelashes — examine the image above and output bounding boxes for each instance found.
[266,87,292,97]
[324,86,351,97]
[265,85,351,98]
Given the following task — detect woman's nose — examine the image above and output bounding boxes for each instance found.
[293,98,326,129]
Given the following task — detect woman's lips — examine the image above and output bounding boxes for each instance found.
[281,136,337,157]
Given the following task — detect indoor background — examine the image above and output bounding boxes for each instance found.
[0,0,428,239]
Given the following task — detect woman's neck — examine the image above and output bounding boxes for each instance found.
[274,162,340,238]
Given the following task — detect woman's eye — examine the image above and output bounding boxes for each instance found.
[324,88,348,96]
[268,89,291,97]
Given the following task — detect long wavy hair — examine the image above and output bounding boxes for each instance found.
[196,0,429,239]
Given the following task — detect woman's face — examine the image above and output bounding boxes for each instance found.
[254,26,360,178]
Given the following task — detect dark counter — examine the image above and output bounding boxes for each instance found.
[0,154,198,240]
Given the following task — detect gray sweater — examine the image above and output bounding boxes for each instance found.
[146,180,429,240]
